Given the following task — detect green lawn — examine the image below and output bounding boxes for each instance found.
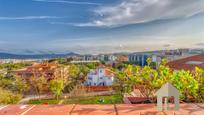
[63,95,123,104]
[28,95,123,104]
[28,99,61,104]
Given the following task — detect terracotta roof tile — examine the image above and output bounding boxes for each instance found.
[167,54,204,71]
[104,69,114,77]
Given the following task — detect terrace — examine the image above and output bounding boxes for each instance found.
[0,104,204,115]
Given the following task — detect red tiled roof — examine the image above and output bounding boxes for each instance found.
[98,64,106,68]
[27,63,58,69]
[104,69,114,77]
[167,54,204,71]
[12,63,59,74]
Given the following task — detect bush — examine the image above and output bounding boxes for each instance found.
[171,70,198,102]
[0,88,22,104]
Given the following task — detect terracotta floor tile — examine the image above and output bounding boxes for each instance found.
[0,105,33,115]
[25,105,74,115]
[71,104,116,115]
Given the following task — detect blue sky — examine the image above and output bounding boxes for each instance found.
[0,0,204,54]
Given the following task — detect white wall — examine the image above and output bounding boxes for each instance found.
[86,68,114,86]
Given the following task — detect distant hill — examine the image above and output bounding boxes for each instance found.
[0,52,80,59]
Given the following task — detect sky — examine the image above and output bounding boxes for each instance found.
[0,0,204,54]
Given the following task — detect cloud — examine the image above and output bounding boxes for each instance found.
[163,44,171,48]
[195,42,204,46]
[49,22,98,27]
[0,16,61,20]
[32,0,101,5]
[77,0,204,27]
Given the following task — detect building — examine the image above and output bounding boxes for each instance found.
[86,65,114,86]
[12,63,60,81]
[167,54,204,71]
[99,54,117,62]
[0,59,44,64]
[82,55,98,61]
[116,55,128,62]
[70,60,100,64]
[128,53,159,66]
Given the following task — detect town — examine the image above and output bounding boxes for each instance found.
[0,48,204,114]
[1,0,204,114]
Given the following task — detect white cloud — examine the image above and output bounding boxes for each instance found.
[0,16,61,20]
[32,0,101,5]
[78,0,204,27]
[195,42,204,46]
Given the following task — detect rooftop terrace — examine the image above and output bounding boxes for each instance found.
[0,104,204,115]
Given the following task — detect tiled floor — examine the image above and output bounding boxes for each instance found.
[0,104,203,115]
[71,105,116,115]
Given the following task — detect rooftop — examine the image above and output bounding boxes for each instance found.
[167,54,204,71]
[0,104,204,115]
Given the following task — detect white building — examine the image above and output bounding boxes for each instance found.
[86,66,114,86]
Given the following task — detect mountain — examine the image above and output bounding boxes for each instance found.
[0,52,80,59]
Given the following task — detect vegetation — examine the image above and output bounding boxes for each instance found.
[49,78,64,100]
[30,76,47,99]
[114,58,204,103]
[171,70,198,102]
[28,99,61,104]
[0,73,29,104]
[0,63,26,70]
[113,66,135,98]
[0,57,204,104]
[63,95,123,104]
[0,88,22,104]
[194,67,204,102]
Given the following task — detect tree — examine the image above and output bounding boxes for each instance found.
[30,76,47,99]
[0,74,29,94]
[113,71,133,98]
[171,70,198,102]
[113,57,203,103]
[113,58,172,103]
[194,67,204,102]
[0,74,13,90]
[14,77,30,94]
[153,58,171,88]
[69,64,80,82]
[113,65,137,98]
[49,78,64,100]
[136,65,158,102]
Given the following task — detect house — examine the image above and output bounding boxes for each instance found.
[12,63,60,81]
[167,54,204,71]
[86,65,114,86]
[156,82,180,111]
